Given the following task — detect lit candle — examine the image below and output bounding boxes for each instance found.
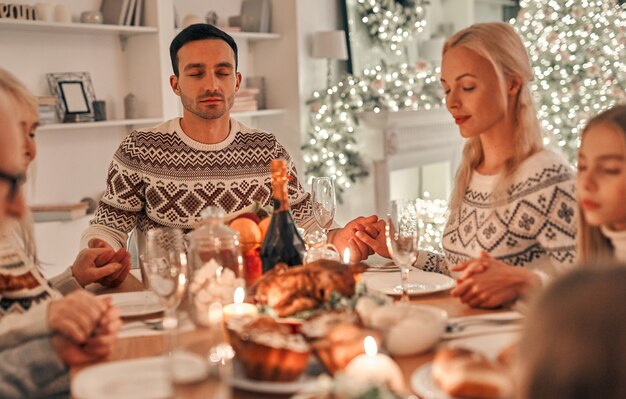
[222,286,258,321]
[343,336,405,392]
[343,247,351,264]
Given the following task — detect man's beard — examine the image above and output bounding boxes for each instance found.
[180,91,234,120]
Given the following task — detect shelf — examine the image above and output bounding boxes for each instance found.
[0,19,157,37]
[231,109,285,118]
[475,0,517,6]
[38,118,163,131]
[230,31,281,41]
[173,28,280,42]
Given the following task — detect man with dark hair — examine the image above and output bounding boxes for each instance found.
[83,24,380,263]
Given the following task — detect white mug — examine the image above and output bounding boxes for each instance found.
[54,4,71,23]
[35,3,53,22]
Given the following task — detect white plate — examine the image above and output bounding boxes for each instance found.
[410,332,519,398]
[101,291,165,318]
[230,359,322,394]
[448,331,520,360]
[72,352,208,399]
[363,270,455,296]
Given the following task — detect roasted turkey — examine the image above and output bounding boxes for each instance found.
[252,260,366,317]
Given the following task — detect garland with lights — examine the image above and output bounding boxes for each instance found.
[514,0,626,163]
[356,0,428,55]
[302,62,444,201]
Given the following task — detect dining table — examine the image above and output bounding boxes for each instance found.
[71,269,513,399]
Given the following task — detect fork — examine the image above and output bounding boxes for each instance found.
[121,318,164,331]
[445,318,522,333]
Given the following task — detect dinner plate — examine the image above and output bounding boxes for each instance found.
[230,359,323,394]
[72,352,208,399]
[448,331,520,359]
[410,332,520,399]
[101,291,165,318]
[363,270,455,296]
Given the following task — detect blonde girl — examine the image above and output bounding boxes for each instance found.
[576,105,626,263]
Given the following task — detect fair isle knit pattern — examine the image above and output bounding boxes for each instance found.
[87,118,315,245]
[416,150,577,277]
[0,221,60,317]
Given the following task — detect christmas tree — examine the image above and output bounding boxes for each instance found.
[514,0,626,163]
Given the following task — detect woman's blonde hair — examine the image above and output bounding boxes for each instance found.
[518,266,626,399]
[0,68,37,118]
[0,68,37,262]
[443,22,543,211]
[577,105,626,264]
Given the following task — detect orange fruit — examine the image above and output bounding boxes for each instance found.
[230,217,262,251]
[258,216,271,242]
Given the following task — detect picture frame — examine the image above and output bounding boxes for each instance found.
[46,72,96,123]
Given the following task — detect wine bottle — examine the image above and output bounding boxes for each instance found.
[261,159,307,273]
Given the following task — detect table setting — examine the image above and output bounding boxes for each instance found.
[71,195,524,399]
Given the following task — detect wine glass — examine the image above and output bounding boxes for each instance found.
[311,177,336,242]
[144,227,188,353]
[386,199,420,302]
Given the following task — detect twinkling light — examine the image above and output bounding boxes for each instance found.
[302,63,444,201]
[356,0,428,55]
[416,198,448,254]
[513,0,626,163]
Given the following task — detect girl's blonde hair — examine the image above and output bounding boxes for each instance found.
[443,22,543,211]
[577,105,626,264]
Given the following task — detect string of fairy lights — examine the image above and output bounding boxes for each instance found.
[513,0,626,163]
[355,0,428,55]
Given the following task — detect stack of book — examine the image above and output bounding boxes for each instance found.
[37,96,58,125]
[231,87,260,114]
[100,0,144,26]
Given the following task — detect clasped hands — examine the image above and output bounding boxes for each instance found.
[48,291,122,366]
[450,251,539,309]
[331,217,535,310]
[70,238,132,287]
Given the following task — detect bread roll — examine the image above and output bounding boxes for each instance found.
[432,347,513,399]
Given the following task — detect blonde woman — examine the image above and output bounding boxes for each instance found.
[0,69,123,399]
[359,22,577,308]
[577,105,626,263]
[0,68,126,350]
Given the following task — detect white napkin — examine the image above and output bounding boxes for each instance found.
[118,313,195,338]
[443,311,523,339]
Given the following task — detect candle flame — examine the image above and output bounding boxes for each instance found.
[364,335,377,357]
[234,286,245,305]
[343,247,351,264]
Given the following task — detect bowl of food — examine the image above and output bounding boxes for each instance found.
[361,301,447,356]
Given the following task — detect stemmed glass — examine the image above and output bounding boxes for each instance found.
[143,227,188,353]
[311,177,336,242]
[386,199,420,302]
